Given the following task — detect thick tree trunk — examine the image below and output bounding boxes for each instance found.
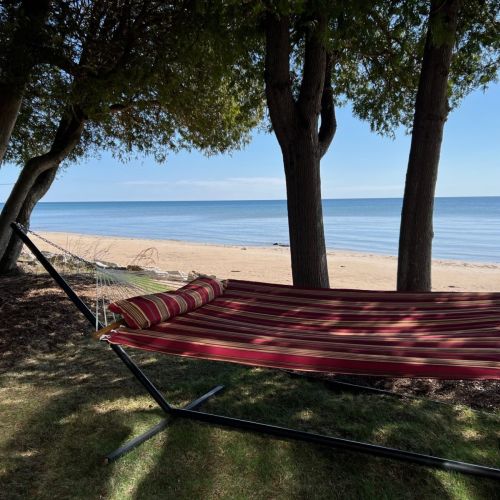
[0,167,58,273]
[397,0,460,292]
[0,107,84,266]
[0,0,51,165]
[0,85,24,164]
[264,13,335,288]
[283,137,328,287]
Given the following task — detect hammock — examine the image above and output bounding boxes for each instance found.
[106,279,500,380]
[12,223,500,480]
[15,227,191,329]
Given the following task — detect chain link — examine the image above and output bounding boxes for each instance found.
[17,223,98,269]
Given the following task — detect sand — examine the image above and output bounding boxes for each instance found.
[35,231,500,292]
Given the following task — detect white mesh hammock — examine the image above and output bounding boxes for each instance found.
[17,226,191,330]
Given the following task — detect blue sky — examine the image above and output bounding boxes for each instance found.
[1,83,499,202]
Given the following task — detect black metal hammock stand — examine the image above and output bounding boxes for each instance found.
[11,223,500,481]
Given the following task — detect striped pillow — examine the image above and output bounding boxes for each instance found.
[176,276,226,308]
[108,277,226,329]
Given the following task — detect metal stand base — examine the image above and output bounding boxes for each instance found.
[105,385,224,463]
[172,407,500,480]
[105,380,500,479]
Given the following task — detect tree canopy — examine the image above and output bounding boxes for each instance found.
[1,0,498,285]
[4,1,263,167]
[0,0,264,272]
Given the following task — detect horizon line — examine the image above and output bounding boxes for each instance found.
[26,195,500,203]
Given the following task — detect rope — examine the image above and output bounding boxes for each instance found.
[19,225,97,269]
[17,225,183,331]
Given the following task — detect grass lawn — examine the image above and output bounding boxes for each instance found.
[1,336,500,500]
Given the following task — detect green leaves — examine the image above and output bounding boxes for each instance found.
[339,0,499,135]
[4,1,265,167]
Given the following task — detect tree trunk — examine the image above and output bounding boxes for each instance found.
[0,107,84,266]
[0,166,58,273]
[0,85,24,164]
[397,0,460,292]
[264,13,336,288]
[283,137,328,287]
[0,0,51,165]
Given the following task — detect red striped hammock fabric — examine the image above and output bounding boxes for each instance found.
[106,280,500,379]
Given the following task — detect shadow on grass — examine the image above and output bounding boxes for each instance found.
[128,360,499,499]
[2,339,500,499]
[1,276,499,499]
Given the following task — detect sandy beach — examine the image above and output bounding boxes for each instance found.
[31,231,500,292]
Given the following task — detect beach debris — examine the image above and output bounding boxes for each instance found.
[189,271,216,280]
[128,247,159,269]
[18,251,37,263]
[273,242,289,247]
[96,260,123,269]
[163,270,189,282]
[126,264,144,271]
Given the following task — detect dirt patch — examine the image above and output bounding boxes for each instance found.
[0,272,93,371]
[332,375,500,412]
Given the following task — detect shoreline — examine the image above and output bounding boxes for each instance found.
[30,230,500,292]
[33,230,500,266]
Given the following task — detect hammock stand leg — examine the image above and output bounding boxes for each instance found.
[12,222,500,481]
[104,384,224,463]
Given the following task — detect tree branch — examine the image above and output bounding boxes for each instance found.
[49,105,86,163]
[264,12,297,149]
[40,48,81,77]
[297,14,328,126]
[318,55,336,157]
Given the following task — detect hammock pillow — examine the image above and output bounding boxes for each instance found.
[176,276,226,308]
[108,277,226,329]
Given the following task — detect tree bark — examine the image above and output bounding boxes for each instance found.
[283,136,329,288]
[0,107,85,266]
[397,0,461,292]
[0,166,58,273]
[265,12,336,288]
[0,0,51,165]
[0,85,24,164]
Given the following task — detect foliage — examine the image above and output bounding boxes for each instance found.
[340,0,500,136]
[3,1,264,166]
[3,1,498,163]
[233,0,498,138]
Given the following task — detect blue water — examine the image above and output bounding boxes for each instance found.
[12,197,500,262]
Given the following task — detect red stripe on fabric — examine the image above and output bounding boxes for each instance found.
[208,298,500,322]
[155,317,500,346]
[106,333,500,380]
[140,327,500,361]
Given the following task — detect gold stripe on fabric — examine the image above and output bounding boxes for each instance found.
[115,300,150,327]
[144,295,170,320]
[173,294,189,313]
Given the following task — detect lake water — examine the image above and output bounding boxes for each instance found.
[12,197,500,262]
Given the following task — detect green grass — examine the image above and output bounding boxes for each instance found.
[1,338,499,500]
